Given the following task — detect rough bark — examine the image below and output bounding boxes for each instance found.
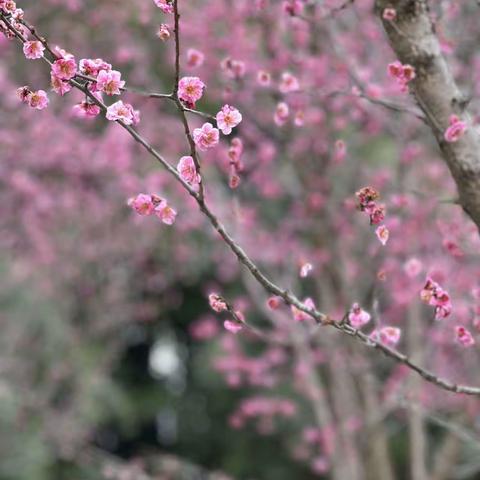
[376,0,480,231]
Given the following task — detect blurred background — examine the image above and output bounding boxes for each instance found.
[2,0,480,479]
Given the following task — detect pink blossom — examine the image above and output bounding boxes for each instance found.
[51,57,77,81]
[224,320,243,334]
[178,76,205,105]
[267,296,281,310]
[221,57,246,79]
[186,48,205,68]
[16,86,31,103]
[96,69,125,96]
[420,278,453,320]
[177,156,201,185]
[455,326,475,347]
[27,90,49,110]
[375,225,389,245]
[274,102,289,126]
[79,58,112,77]
[209,293,227,313]
[51,74,72,96]
[257,70,271,87]
[378,326,402,346]
[283,0,303,16]
[369,204,386,225]
[154,200,177,225]
[128,193,155,216]
[279,72,300,93]
[156,24,171,41]
[387,61,415,91]
[193,122,219,150]
[73,101,101,118]
[291,298,315,322]
[403,258,422,278]
[153,0,173,13]
[106,100,140,125]
[382,8,397,21]
[444,115,467,143]
[348,303,371,328]
[23,40,44,59]
[216,105,242,135]
[299,262,313,278]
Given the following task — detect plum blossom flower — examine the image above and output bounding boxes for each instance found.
[23,40,44,59]
[79,58,112,77]
[177,155,201,185]
[279,72,300,93]
[51,74,72,96]
[257,70,271,87]
[96,69,125,95]
[216,105,242,135]
[51,57,77,80]
[73,101,101,118]
[420,277,452,320]
[375,225,389,245]
[283,0,303,16]
[193,122,219,150]
[128,193,155,215]
[26,90,49,110]
[455,326,475,347]
[155,200,176,225]
[267,296,281,310]
[348,303,371,328]
[156,24,171,41]
[224,320,243,334]
[388,61,415,91]
[374,326,402,346]
[178,76,205,106]
[106,100,140,125]
[274,102,289,126]
[444,115,467,143]
[221,57,246,79]
[153,0,173,13]
[404,258,422,278]
[187,48,205,68]
[291,298,315,322]
[382,8,397,21]
[299,262,313,278]
[209,293,228,313]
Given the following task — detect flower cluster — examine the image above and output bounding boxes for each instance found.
[420,278,452,319]
[388,61,416,92]
[348,303,371,328]
[355,187,389,245]
[127,193,176,225]
[444,115,467,143]
[16,86,49,110]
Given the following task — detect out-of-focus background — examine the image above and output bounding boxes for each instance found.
[2,1,480,479]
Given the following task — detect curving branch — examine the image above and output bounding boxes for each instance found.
[2,5,480,396]
[376,0,480,231]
